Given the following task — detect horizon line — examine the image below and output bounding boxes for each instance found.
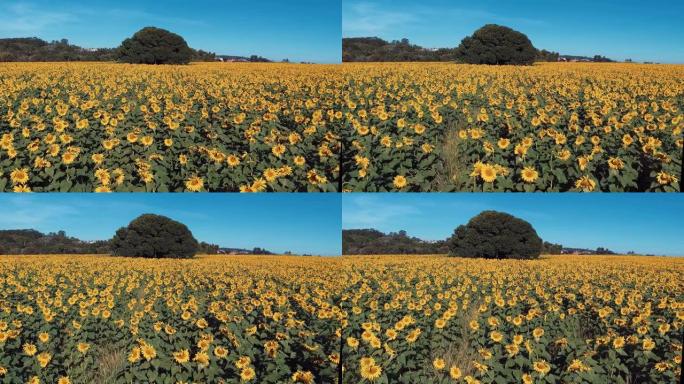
[341,35,684,64]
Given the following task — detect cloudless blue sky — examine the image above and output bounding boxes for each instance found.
[343,0,684,63]
[343,194,684,256]
[0,0,341,63]
[0,194,342,255]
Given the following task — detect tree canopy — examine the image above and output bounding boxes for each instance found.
[117,27,194,64]
[448,211,542,259]
[456,24,537,65]
[111,214,199,258]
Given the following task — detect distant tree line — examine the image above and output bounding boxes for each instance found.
[343,29,612,64]
[0,228,255,256]
[0,35,217,63]
[0,229,110,255]
[343,37,457,62]
[0,38,117,62]
[344,227,570,256]
[343,229,449,255]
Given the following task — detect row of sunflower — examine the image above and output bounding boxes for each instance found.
[334,255,682,383]
[0,255,346,383]
[0,255,681,383]
[340,62,683,191]
[0,62,340,192]
[2,62,681,192]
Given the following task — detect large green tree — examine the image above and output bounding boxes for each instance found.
[111,214,198,258]
[448,211,542,259]
[456,24,537,65]
[117,27,193,64]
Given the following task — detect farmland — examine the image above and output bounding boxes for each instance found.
[0,62,340,192]
[340,63,683,192]
[0,255,681,383]
[0,255,345,383]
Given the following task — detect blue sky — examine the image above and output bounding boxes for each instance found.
[0,0,341,63]
[342,194,684,256]
[0,194,342,255]
[343,0,684,63]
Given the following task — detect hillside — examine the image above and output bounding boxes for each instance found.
[343,229,449,255]
[0,229,110,254]
[343,37,456,62]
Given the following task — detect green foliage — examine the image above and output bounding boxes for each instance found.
[117,27,194,65]
[0,229,110,254]
[456,24,537,65]
[542,241,563,254]
[342,229,449,255]
[0,37,117,62]
[111,214,198,258]
[197,241,220,254]
[448,211,542,259]
[342,37,456,62]
[536,48,560,62]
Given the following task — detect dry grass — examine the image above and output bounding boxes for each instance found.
[92,345,128,384]
[437,124,468,191]
[430,300,482,380]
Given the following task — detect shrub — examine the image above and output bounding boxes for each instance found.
[456,24,536,65]
[117,27,193,64]
[111,214,198,258]
[448,211,542,259]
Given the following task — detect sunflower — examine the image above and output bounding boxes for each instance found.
[521,167,538,183]
[23,343,37,356]
[642,338,655,351]
[490,331,504,343]
[505,343,519,356]
[575,176,596,192]
[433,358,446,370]
[140,344,156,361]
[271,144,286,157]
[10,168,29,184]
[533,327,545,340]
[76,342,90,354]
[62,152,77,164]
[38,332,49,343]
[13,184,31,192]
[227,154,241,167]
[173,349,190,364]
[497,138,510,149]
[185,176,204,192]
[240,367,256,381]
[235,356,251,369]
[360,363,382,381]
[656,171,677,185]
[37,352,52,368]
[607,157,624,170]
[480,164,497,183]
[393,175,408,189]
[533,360,551,375]
[193,352,209,367]
[291,370,314,384]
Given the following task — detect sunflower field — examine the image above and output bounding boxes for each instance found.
[335,255,683,384]
[0,62,340,192]
[340,63,683,192]
[0,255,681,383]
[0,255,346,383]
